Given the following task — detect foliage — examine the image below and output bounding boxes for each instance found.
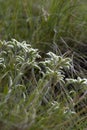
[0,0,87,79]
[0,0,87,51]
[0,40,87,130]
[0,1,87,130]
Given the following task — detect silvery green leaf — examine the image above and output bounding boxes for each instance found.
[0,58,4,62]
[66,78,77,84]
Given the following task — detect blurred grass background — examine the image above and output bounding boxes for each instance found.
[0,0,87,51]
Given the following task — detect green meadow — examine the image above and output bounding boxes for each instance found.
[0,0,87,130]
